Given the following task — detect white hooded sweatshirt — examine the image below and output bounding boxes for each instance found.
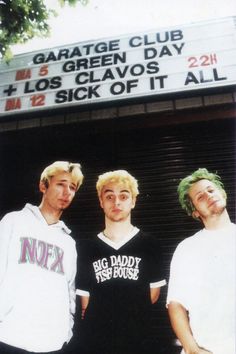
[0,204,77,352]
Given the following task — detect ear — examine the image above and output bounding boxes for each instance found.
[131,196,136,209]
[39,181,47,194]
[192,210,200,219]
[99,197,104,209]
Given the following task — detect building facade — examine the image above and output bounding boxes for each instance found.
[0,16,235,353]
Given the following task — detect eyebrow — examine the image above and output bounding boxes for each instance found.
[57,179,77,187]
[195,190,204,196]
[194,185,214,197]
[103,189,130,194]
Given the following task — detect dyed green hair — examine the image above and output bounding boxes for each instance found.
[177,168,227,216]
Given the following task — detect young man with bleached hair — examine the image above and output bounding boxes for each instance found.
[76,170,166,354]
[0,161,84,354]
[167,168,235,354]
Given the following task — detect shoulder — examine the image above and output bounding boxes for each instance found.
[65,233,76,248]
[173,230,202,257]
[134,230,163,257]
[136,230,161,245]
[0,208,28,237]
[0,208,25,223]
[230,223,236,230]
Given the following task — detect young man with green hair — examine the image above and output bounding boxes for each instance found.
[167,168,235,354]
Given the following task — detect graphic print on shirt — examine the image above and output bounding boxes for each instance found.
[93,254,141,283]
[18,237,65,274]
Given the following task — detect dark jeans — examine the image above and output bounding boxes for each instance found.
[0,341,71,354]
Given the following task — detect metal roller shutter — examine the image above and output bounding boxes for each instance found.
[0,117,235,353]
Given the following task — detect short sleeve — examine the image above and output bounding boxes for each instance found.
[145,234,166,288]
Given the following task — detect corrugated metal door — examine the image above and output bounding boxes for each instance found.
[0,117,235,353]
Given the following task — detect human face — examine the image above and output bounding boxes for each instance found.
[189,179,226,221]
[99,182,136,222]
[40,172,77,213]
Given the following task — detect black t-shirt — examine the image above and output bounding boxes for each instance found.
[76,229,165,354]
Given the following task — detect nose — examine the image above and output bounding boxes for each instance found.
[63,185,72,197]
[205,190,213,200]
[114,196,120,205]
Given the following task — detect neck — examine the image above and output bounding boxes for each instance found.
[202,209,231,230]
[103,218,134,242]
[39,202,62,225]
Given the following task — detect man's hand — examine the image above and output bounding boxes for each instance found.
[198,348,213,354]
[188,347,213,354]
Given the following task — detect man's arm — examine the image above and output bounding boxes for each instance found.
[0,214,13,283]
[168,302,212,354]
[67,245,77,340]
[80,295,89,319]
[76,240,91,319]
[150,287,160,304]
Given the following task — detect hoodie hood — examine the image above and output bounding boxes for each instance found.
[23,203,71,234]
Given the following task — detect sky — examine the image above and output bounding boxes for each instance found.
[11,0,236,55]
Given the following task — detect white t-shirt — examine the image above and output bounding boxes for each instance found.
[167,223,236,354]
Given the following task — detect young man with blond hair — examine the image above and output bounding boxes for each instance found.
[0,161,84,354]
[76,170,166,354]
[167,168,235,354]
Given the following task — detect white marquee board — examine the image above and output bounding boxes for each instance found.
[0,17,235,116]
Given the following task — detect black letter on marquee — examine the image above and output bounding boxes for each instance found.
[184,72,199,85]
[3,84,17,96]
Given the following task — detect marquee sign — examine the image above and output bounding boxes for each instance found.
[0,17,235,116]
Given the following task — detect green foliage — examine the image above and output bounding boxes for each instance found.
[0,0,88,61]
[60,0,88,5]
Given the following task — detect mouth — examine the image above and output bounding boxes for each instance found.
[112,208,122,212]
[208,199,219,207]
